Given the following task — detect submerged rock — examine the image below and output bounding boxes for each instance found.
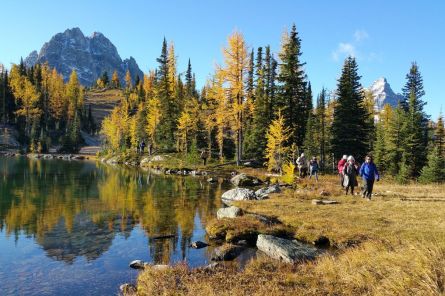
[129,259,148,270]
[211,244,246,261]
[190,241,210,249]
[221,188,256,201]
[217,206,243,219]
[256,234,317,263]
[230,173,263,187]
[255,184,281,199]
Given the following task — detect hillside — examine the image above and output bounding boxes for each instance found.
[84,88,123,127]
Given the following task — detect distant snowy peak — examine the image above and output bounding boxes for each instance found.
[366,77,403,112]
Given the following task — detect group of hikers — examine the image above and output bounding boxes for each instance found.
[296,153,380,200]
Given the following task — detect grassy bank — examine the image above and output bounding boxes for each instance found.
[131,173,445,295]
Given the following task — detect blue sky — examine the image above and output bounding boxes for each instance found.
[1,0,443,118]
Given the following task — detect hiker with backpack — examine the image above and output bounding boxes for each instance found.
[337,154,347,187]
[296,153,308,178]
[309,156,319,181]
[359,155,380,200]
[343,155,359,195]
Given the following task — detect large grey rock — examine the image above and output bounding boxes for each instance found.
[311,199,339,205]
[255,184,281,199]
[256,234,317,263]
[217,206,243,219]
[24,27,143,86]
[211,244,246,261]
[230,173,263,187]
[129,259,148,270]
[221,188,256,201]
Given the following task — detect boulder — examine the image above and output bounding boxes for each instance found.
[230,173,263,187]
[129,259,148,270]
[221,188,256,201]
[217,206,243,219]
[140,157,150,167]
[151,155,165,162]
[119,283,137,295]
[255,184,281,199]
[190,241,210,249]
[311,199,339,205]
[211,244,246,261]
[256,234,317,263]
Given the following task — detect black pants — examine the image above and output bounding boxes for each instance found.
[363,179,375,198]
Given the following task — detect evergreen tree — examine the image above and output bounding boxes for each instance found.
[185,59,194,97]
[277,24,308,147]
[331,57,370,161]
[400,91,427,177]
[100,71,109,86]
[419,146,445,183]
[435,113,445,156]
[315,88,328,168]
[155,38,176,150]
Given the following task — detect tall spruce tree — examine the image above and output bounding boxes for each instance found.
[316,88,328,167]
[155,38,176,150]
[331,57,370,161]
[277,24,308,147]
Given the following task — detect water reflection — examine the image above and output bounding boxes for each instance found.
[0,157,227,294]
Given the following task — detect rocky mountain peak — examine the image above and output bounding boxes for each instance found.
[24,28,143,86]
[366,77,403,112]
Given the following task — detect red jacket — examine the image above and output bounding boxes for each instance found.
[337,159,347,174]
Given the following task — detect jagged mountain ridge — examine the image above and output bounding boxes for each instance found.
[365,77,404,112]
[24,27,143,86]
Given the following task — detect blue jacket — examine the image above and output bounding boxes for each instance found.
[359,162,380,181]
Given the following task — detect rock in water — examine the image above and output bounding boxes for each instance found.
[230,173,263,187]
[119,283,137,295]
[190,241,210,249]
[221,188,256,201]
[211,244,246,261]
[255,184,281,199]
[129,259,147,270]
[256,234,317,263]
[217,206,243,219]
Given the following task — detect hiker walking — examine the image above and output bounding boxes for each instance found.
[296,153,308,178]
[337,155,347,187]
[309,156,319,181]
[343,155,359,195]
[359,155,380,200]
[139,140,146,155]
[200,149,209,166]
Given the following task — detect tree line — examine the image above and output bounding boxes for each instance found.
[0,60,97,152]
[1,24,443,182]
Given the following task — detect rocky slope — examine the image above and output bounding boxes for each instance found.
[366,77,403,112]
[24,27,143,86]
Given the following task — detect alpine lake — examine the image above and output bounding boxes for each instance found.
[0,156,236,295]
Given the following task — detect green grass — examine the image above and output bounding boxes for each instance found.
[132,174,445,295]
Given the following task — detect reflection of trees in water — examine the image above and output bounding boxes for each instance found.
[0,158,226,264]
[37,213,134,264]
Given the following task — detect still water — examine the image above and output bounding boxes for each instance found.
[0,157,229,295]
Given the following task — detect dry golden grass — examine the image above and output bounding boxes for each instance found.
[133,174,445,296]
